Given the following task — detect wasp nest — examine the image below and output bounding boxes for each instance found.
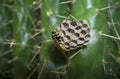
[52,20,90,52]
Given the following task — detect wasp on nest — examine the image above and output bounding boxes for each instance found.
[52,20,90,52]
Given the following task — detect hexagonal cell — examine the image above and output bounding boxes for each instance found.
[85,34,90,41]
[74,33,80,37]
[69,41,77,48]
[61,36,69,43]
[79,32,86,38]
[77,39,85,45]
[67,28,75,33]
[75,26,81,30]
[70,21,77,26]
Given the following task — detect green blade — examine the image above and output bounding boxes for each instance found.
[13,0,33,79]
[39,0,68,79]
